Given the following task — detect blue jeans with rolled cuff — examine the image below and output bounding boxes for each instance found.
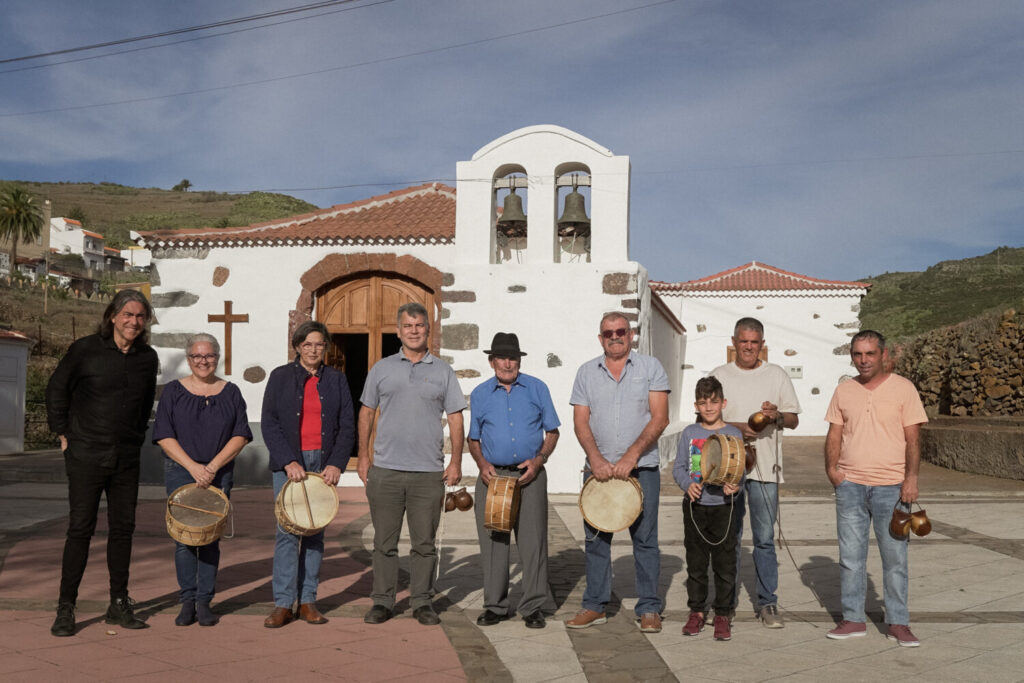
[271,450,325,608]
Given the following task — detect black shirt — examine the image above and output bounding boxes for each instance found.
[46,333,159,466]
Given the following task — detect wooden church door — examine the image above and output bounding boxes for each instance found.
[315,274,437,468]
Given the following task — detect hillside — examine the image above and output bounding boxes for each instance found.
[858,246,1024,339]
[1,181,318,249]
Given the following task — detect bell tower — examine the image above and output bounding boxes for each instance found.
[455,125,631,265]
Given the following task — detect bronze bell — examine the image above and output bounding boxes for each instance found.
[496,188,527,238]
[557,188,591,237]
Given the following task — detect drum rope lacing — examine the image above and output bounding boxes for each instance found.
[686,493,735,547]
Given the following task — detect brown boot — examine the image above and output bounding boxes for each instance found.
[298,603,328,624]
[263,607,294,629]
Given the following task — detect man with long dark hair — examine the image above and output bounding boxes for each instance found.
[46,289,158,636]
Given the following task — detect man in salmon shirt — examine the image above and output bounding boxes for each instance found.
[824,330,928,648]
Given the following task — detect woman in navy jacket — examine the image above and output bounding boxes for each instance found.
[261,320,355,628]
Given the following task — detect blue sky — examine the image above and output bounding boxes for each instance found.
[2,0,1022,282]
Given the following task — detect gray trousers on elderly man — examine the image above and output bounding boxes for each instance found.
[474,465,551,617]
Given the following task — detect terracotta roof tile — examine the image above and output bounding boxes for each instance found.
[650,261,870,294]
[63,218,82,226]
[82,230,104,239]
[138,183,456,248]
[0,329,35,345]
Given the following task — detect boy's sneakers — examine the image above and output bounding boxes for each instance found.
[886,624,920,647]
[682,611,705,636]
[759,604,784,628]
[713,615,731,641]
[566,609,606,629]
[826,620,867,639]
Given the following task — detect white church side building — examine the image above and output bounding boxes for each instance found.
[140,125,686,492]
[651,262,870,438]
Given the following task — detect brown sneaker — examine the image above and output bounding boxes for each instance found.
[637,612,662,633]
[263,607,294,629]
[566,609,607,629]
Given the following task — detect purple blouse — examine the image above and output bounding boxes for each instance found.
[152,380,253,470]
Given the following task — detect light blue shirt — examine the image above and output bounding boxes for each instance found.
[361,349,467,472]
[469,373,560,466]
[570,351,670,469]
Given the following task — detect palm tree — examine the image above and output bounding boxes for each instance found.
[0,185,45,272]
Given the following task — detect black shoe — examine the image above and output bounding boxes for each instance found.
[476,609,508,626]
[413,605,440,625]
[175,601,196,626]
[363,604,393,624]
[196,602,219,627]
[523,611,546,629]
[51,602,76,637]
[105,596,149,630]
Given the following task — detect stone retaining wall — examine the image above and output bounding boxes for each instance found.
[894,309,1023,417]
[921,416,1024,481]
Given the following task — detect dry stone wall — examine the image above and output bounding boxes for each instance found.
[893,309,1023,417]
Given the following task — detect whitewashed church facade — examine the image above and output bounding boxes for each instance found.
[140,126,685,492]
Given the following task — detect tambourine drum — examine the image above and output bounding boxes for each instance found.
[166,484,230,547]
[484,475,521,532]
[275,472,339,536]
[701,434,745,487]
[578,476,643,533]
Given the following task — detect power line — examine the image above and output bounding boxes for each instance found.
[0,0,394,75]
[0,0,375,65]
[0,0,679,118]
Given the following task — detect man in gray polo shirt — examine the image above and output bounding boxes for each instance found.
[358,302,466,626]
[568,311,670,633]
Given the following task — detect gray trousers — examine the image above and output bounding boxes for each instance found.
[366,465,444,610]
[474,466,550,616]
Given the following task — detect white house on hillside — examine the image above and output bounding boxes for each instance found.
[50,217,106,271]
[651,262,870,435]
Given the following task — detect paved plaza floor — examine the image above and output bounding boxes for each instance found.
[1,437,1022,682]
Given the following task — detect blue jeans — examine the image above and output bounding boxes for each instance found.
[272,450,325,608]
[835,481,909,625]
[733,480,780,609]
[164,459,234,604]
[582,467,661,617]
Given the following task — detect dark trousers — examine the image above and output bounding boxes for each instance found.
[474,466,550,617]
[59,449,141,604]
[683,499,739,616]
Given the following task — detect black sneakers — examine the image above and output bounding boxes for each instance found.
[51,602,76,637]
[105,596,149,629]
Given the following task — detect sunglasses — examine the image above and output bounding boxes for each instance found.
[601,328,629,339]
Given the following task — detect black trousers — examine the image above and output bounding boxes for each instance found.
[683,499,739,615]
[59,449,141,604]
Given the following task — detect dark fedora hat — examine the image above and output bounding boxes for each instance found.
[484,332,527,358]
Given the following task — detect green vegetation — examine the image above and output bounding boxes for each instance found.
[0,180,318,249]
[859,246,1024,339]
[0,184,45,265]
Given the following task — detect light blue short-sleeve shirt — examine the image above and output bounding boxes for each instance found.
[570,351,670,468]
[469,373,560,466]
[361,349,467,472]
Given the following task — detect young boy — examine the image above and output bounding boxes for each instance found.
[672,376,744,641]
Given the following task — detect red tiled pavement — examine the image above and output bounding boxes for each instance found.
[0,488,467,682]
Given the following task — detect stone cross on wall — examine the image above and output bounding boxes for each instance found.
[208,301,248,375]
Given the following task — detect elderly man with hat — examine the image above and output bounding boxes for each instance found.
[468,332,560,629]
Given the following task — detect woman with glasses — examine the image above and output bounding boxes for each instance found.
[260,320,355,628]
[153,333,252,626]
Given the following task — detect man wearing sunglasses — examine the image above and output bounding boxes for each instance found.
[567,312,670,633]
